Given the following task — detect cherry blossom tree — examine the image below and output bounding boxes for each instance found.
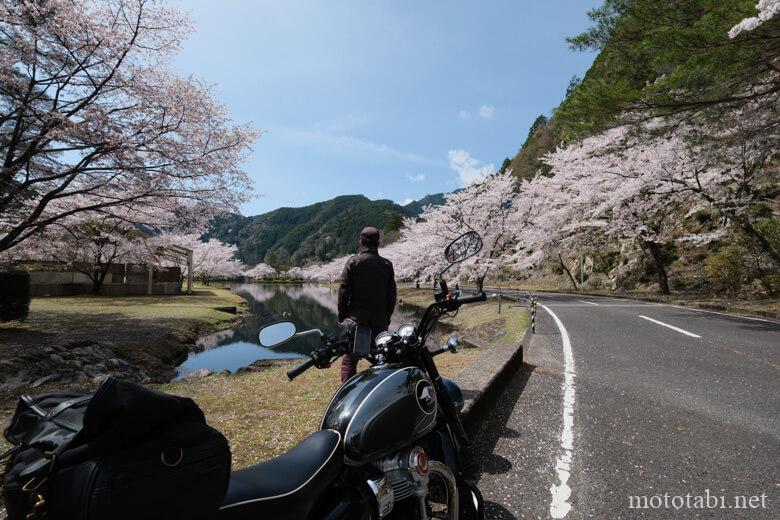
[190,239,244,286]
[44,215,148,294]
[729,0,780,37]
[244,263,276,280]
[399,171,522,290]
[0,0,258,254]
[536,101,778,294]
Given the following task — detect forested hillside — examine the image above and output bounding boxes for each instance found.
[402,193,446,215]
[205,196,412,267]
[496,0,779,295]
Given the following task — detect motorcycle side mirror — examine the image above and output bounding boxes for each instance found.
[446,336,461,353]
[258,321,297,348]
[444,231,483,264]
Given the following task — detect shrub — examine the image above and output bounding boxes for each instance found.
[706,246,746,293]
[0,272,31,322]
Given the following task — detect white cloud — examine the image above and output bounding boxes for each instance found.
[400,198,415,206]
[281,128,441,166]
[457,109,470,119]
[407,173,425,183]
[478,104,495,119]
[448,149,493,186]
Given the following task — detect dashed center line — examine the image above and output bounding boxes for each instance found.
[577,300,599,306]
[639,315,702,338]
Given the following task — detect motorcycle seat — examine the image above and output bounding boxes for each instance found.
[219,429,343,519]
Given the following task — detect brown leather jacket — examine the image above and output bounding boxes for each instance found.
[337,247,396,334]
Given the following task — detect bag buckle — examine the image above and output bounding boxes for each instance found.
[21,452,56,492]
[25,493,46,519]
[161,447,183,467]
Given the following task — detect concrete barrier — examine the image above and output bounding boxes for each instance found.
[453,326,529,435]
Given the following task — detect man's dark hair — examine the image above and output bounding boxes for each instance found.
[360,226,380,248]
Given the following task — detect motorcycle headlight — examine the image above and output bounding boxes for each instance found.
[397,323,417,340]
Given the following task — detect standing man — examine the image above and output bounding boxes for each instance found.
[337,227,396,382]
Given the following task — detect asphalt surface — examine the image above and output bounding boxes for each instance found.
[474,292,779,519]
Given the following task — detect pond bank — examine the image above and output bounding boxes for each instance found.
[0,285,247,408]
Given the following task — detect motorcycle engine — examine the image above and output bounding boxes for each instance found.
[371,446,430,508]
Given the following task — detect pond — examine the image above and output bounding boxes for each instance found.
[174,283,443,380]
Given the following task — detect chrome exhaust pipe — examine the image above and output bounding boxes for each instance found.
[426,461,459,519]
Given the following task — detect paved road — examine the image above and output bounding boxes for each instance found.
[474,292,779,519]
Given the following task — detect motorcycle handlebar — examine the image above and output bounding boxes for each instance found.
[456,292,487,305]
[287,357,316,380]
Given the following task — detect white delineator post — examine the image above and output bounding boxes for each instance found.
[187,250,193,294]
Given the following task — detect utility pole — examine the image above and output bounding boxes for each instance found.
[579,252,584,291]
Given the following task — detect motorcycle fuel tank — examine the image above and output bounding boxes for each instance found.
[321,366,437,465]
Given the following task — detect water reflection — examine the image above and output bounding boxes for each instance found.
[175,283,440,380]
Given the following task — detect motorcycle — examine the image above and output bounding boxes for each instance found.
[218,231,487,520]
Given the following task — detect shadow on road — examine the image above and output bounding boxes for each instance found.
[484,501,517,519]
[472,362,535,479]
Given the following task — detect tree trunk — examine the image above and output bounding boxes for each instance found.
[475,275,485,292]
[738,217,780,271]
[91,266,110,295]
[644,241,670,295]
[557,253,579,290]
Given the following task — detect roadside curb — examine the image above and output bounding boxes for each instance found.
[454,327,529,436]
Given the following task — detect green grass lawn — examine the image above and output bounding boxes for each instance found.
[18,283,246,333]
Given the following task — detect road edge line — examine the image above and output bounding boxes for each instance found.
[541,304,577,519]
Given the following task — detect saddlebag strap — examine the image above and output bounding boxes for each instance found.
[20,395,46,418]
[46,396,91,421]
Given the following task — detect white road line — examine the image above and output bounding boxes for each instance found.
[577,300,598,306]
[639,315,702,338]
[668,304,779,324]
[541,304,576,519]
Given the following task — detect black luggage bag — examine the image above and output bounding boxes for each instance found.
[1,377,231,520]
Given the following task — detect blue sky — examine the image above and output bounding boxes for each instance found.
[174,0,601,215]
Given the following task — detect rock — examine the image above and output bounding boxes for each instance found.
[49,353,64,364]
[235,366,251,374]
[186,368,213,380]
[20,352,43,362]
[249,360,276,369]
[217,370,231,377]
[31,373,61,388]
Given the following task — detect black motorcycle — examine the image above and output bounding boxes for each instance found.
[218,231,487,520]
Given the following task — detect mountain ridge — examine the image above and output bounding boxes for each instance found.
[206,193,444,267]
